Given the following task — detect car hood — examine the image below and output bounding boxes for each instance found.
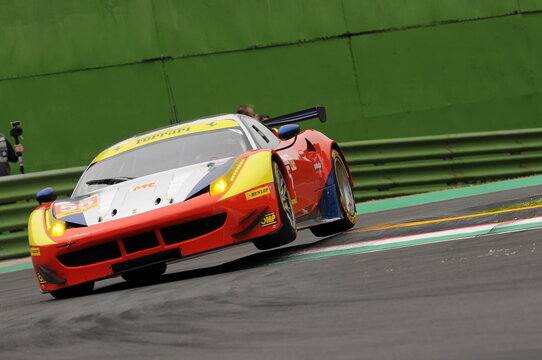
[52,158,235,226]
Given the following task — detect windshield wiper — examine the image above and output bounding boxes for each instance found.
[86,177,134,185]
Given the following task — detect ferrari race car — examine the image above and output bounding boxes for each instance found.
[28,106,357,298]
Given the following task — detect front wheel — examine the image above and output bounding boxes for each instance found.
[310,149,357,237]
[253,162,297,250]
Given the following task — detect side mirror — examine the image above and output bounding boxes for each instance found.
[36,187,57,204]
[277,124,301,140]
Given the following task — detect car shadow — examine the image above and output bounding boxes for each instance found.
[92,233,345,295]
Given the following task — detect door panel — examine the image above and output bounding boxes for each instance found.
[278,134,322,216]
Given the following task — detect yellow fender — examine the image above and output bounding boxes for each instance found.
[220,151,274,200]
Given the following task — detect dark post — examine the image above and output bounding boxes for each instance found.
[9,121,24,174]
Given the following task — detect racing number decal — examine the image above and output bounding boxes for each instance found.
[260,212,277,228]
[54,197,98,219]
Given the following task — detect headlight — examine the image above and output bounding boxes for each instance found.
[210,158,246,196]
[210,179,228,195]
[50,222,66,237]
[45,208,67,237]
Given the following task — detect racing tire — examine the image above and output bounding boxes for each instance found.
[121,263,167,284]
[50,281,95,299]
[253,161,297,250]
[310,149,357,237]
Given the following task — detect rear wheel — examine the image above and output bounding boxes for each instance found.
[50,281,95,299]
[310,149,357,237]
[253,162,297,250]
[121,263,167,284]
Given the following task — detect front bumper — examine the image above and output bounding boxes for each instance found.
[30,185,280,292]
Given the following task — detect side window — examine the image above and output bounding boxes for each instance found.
[254,121,280,148]
[245,118,280,149]
[245,124,267,148]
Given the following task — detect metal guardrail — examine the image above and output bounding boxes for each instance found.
[342,128,542,200]
[0,167,84,260]
[2,128,542,260]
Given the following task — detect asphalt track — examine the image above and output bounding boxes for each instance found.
[3,185,542,359]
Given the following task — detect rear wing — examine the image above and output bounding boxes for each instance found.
[264,106,326,127]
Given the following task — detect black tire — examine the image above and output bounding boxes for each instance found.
[310,149,357,237]
[253,162,297,250]
[121,263,167,284]
[50,281,95,299]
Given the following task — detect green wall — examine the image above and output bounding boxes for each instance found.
[0,0,541,172]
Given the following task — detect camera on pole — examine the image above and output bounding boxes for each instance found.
[9,121,24,174]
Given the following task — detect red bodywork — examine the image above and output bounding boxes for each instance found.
[32,181,280,292]
[30,127,351,293]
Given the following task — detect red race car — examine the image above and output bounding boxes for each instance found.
[29,107,357,298]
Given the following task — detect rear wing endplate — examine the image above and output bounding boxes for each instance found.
[264,106,326,127]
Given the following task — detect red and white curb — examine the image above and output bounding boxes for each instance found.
[272,216,542,263]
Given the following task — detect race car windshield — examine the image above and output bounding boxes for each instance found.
[73,127,251,197]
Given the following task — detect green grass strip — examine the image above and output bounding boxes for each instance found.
[483,199,542,213]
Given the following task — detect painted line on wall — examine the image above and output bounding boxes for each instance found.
[270,216,542,265]
[356,175,542,214]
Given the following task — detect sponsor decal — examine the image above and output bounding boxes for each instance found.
[246,186,271,200]
[36,272,47,284]
[54,197,98,219]
[130,182,156,192]
[260,211,278,228]
[30,247,40,256]
[280,154,297,171]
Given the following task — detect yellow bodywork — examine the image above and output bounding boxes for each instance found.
[220,151,274,200]
[28,209,56,247]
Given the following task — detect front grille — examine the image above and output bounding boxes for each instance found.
[161,213,227,245]
[57,241,121,267]
[122,232,159,254]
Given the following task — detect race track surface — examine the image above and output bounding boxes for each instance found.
[2,185,542,359]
